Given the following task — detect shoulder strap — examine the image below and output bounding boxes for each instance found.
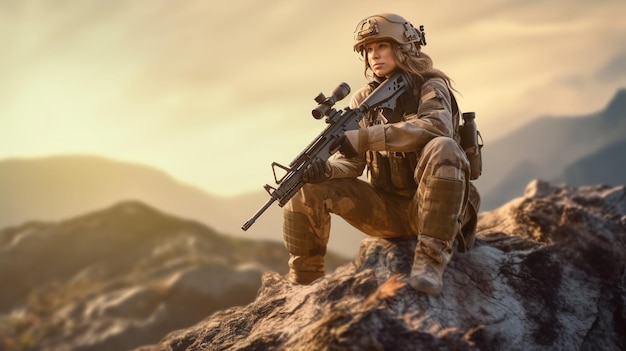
[412,82,462,144]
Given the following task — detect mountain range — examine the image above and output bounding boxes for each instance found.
[475,88,626,209]
[0,155,363,258]
[1,88,625,257]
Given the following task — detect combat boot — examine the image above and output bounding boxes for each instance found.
[287,269,325,285]
[409,235,453,295]
[286,255,325,285]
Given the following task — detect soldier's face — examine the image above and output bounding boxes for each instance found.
[365,41,398,78]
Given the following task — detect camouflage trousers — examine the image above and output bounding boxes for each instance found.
[283,136,471,276]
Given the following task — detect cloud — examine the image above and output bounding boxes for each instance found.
[2,0,626,195]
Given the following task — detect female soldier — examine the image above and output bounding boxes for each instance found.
[283,13,478,295]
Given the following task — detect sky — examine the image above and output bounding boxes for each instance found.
[2,0,626,197]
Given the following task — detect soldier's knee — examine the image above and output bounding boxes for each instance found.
[426,136,454,148]
[422,137,468,171]
[426,137,462,157]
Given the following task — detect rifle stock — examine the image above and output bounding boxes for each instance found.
[241,71,411,231]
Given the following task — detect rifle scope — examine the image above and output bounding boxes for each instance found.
[311,83,351,119]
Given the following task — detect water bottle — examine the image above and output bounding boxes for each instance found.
[460,112,482,180]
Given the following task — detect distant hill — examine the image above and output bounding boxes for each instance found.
[0,155,363,258]
[476,88,626,210]
[0,201,346,351]
[0,155,221,227]
[555,139,626,186]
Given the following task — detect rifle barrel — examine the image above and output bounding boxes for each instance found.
[241,197,276,231]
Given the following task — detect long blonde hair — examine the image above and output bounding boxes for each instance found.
[363,41,455,91]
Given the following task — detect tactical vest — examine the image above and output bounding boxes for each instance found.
[364,79,482,194]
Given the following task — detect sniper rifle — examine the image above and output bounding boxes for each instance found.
[241,71,412,231]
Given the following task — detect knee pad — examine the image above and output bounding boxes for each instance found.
[418,176,465,242]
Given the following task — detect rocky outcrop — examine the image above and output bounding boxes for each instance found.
[136,181,626,351]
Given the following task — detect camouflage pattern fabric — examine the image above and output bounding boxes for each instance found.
[283,136,469,275]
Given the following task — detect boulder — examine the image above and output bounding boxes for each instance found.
[136,181,626,351]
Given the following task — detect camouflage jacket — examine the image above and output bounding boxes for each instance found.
[327,77,458,182]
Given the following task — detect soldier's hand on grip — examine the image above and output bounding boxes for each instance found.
[302,158,331,183]
[329,133,358,158]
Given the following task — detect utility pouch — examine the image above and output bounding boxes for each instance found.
[367,151,393,192]
[458,182,480,252]
[389,152,418,190]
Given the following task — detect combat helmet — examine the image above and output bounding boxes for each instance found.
[353,13,426,53]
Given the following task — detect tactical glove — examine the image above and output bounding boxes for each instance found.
[302,158,332,183]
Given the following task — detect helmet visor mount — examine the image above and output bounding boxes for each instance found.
[355,18,380,43]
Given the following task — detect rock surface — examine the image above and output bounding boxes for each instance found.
[136,180,626,351]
